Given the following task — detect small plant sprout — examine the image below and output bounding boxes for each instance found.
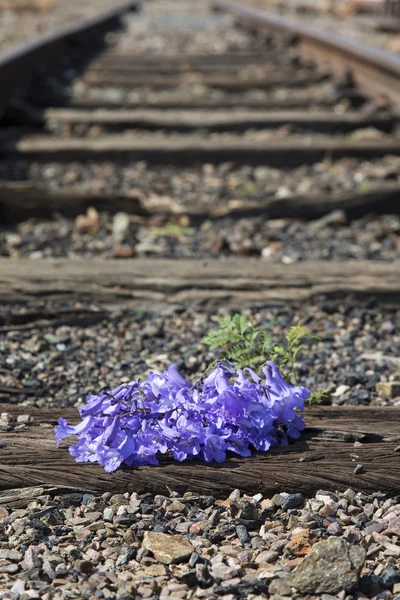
[202,315,326,404]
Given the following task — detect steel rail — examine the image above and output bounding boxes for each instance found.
[0,0,139,119]
[213,0,400,112]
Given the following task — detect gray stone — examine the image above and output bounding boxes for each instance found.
[211,564,242,581]
[142,531,193,564]
[268,578,292,596]
[103,507,114,521]
[0,562,19,575]
[379,565,400,588]
[255,550,279,564]
[281,494,304,511]
[0,549,22,561]
[23,546,41,570]
[272,494,283,507]
[237,550,254,564]
[388,516,400,535]
[287,537,365,594]
[327,522,343,536]
[11,580,25,595]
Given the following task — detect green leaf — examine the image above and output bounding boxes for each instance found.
[232,313,248,336]
[309,391,328,405]
[203,313,321,401]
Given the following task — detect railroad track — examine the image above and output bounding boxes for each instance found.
[0,0,399,297]
[0,0,400,498]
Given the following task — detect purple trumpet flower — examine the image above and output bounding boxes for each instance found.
[55,361,308,472]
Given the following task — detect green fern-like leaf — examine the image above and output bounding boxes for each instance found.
[309,391,328,405]
[203,313,322,404]
[232,313,248,336]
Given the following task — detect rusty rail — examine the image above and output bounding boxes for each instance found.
[213,0,400,112]
[0,0,139,119]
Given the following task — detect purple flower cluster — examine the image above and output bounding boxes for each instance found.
[55,361,309,472]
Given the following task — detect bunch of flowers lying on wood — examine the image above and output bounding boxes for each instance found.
[56,316,324,471]
[55,360,309,472]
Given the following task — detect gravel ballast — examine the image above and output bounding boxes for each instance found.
[0,0,127,52]
[1,487,400,599]
[1,301,399,409]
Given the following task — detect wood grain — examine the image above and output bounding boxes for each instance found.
[81,72,323,90]
[44,108,395,133]
[5,135,400,166]
[0,258,399,308]
[1,405,399,497]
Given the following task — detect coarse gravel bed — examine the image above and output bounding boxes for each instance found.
[1,209,400,263]
[3,156,399,210]
[1,301,399,409]
[0,0,126,52]
[1,486,400,600]
[1,156,400,263]
[69,82,342,108]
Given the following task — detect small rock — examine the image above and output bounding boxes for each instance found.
[142,531,193,564]
[376,381,400,399]
[167,501,186,513]
[255,550,279,564]
[23,546,41,570]
[103,507,114,521]
[261,498,275,511]
[354,464,364,475]
[112,244,135,259]
[281,494,304,511]
[388,516,400,535]
[332,385,351,397]
[272,494,283,507]
[112,212,130,239]
[268,579,292,596]
[237,499,258,520]
[320,501,339,517]
[79,560,94,575]
[364,521,384,535]
[0,549,21,561]
[110,493,129,507]
[75,207,100,234]
[343,488,357,502]
[286,537,365,594]
[189,521,208,535]
[11,581,25,595]
[212,564,242,581]
[285,530,312,556]
[287,557,304,569]
[16,414,32,423]
[380,565,400,589]
[236,524,251,545]
[237,550,254,564]
[327,522,343,536]
[316,491,339,503]
[145,564,167,577]
[0,563,18,573]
